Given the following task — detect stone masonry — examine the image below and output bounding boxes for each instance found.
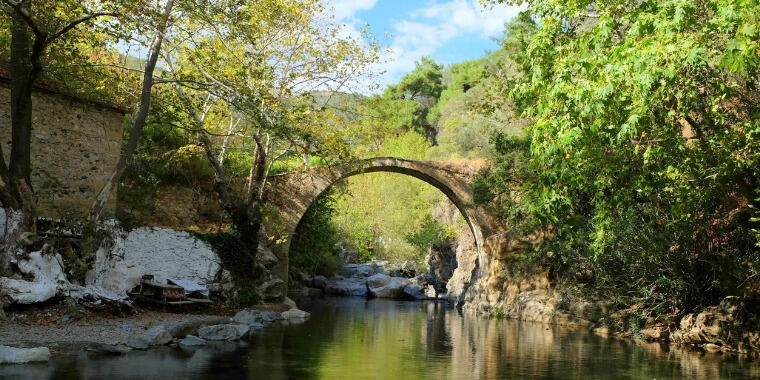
[0,80,126,218]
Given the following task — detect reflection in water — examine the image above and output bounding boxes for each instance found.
[3,297,759,379]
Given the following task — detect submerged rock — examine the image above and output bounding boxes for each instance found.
[0,345,51,364]
[198,324,250,341]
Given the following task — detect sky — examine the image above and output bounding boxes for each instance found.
[328,0,525,89]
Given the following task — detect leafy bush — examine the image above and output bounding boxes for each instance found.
[404,215,458,255]
[477,1,760,315]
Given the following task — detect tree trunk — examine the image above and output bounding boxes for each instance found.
[170,81,262,262]
[1,1,41,274]
[90,0,175,220]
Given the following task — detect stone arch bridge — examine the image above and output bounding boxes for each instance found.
[262,157,525,293]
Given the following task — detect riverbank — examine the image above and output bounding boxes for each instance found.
[0,299,307,364]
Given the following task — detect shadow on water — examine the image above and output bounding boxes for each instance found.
[2,297,760,379]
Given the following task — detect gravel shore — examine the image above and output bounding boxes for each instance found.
[0,310,232,348]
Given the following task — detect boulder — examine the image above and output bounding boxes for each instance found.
[233,309,284,326]
[283,297,297,309]
[367,274,409,299]
[256,246,279,269]
[198,324,250,341]
[282,308,310,320]
[366,273,391,289]
[324,278,368,297]
[257,278,285,302]
[125,335,149,350]
[0,345,51,364]
[342,263,384,278]
[402,284,427,300]
[179,335,207,347]
[141,326,173,346]
[311,276,328,290]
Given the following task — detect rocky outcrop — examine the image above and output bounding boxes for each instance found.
[0,248,129,309]
[0,250,67,304]
[671,297,760,354]
[0,345,50,364]
[86,227,225,297]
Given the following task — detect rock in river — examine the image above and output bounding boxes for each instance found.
[282,308,310,320]
[324,278,368,297]
[403,284,427,300]
[198,324,250,341]
[367,274,409,299]
[0,345,51,364]
[233,309,284,326]
[179,335,208,347]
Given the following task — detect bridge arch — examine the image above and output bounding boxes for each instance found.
[262,157,492,288]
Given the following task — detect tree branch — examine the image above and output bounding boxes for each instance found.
[48,11,118,43]
[2,0,43,38]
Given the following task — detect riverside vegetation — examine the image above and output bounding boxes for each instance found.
[0,0,759,359]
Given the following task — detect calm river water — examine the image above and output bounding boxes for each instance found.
[2,297,760,379]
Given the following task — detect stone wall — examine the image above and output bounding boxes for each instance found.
[0,85,125,218]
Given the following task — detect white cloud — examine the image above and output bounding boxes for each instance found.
[376,0,524,88]
[328,0,378,21]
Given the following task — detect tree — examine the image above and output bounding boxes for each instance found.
[155,0,380,258]
[90,0,175,219]
[0,0,117,271]
[384,57,444,144]
[483,0,760,312]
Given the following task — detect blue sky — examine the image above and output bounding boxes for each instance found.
[328,0,525,89]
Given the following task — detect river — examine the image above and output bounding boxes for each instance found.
[2,297,759,379]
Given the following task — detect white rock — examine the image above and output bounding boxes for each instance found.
[281,308,310,320]
[0,345,51,364]
[0,251,67,304]
[86,227,223,296]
